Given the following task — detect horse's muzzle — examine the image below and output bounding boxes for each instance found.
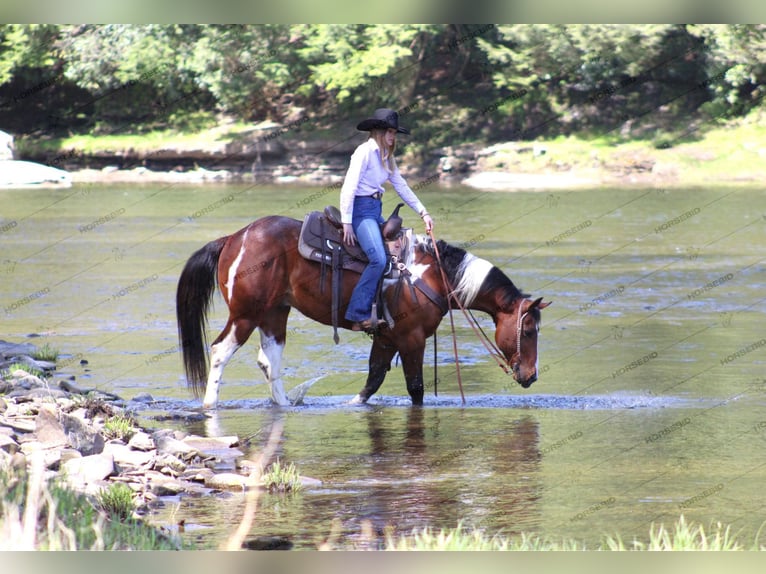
[512,363,537,388]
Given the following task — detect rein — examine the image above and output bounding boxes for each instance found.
[427,232,517,403]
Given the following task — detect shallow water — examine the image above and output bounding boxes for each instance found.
[2,182,765,548]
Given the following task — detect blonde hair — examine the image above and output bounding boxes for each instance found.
[369,129,396,174]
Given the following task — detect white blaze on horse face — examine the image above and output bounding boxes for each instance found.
[258,330,289,406]
[226,230,249,301]
[204,326,241,409]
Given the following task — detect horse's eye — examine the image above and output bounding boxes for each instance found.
[523,329,536,338]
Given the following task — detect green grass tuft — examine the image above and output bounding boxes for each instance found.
[95,482,135,522]
[384,516,764,551]
[102,413,137,442]
[1,465,181,550]
[1,362,46,380]
[31,343,59,362]
[261,458,303,493]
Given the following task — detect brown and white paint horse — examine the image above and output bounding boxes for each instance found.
[176,215,551,408]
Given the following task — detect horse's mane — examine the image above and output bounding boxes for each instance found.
[418,237,527,308]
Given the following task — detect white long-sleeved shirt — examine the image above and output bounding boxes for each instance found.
[339,138,426,224]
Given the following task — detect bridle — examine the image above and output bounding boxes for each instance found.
[516,305,531,369]
[428,232,538,402]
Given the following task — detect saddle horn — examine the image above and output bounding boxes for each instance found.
[382,203,405,240]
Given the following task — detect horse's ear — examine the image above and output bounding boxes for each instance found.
[530,297,552,310]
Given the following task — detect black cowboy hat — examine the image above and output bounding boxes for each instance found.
[356,108,410,135]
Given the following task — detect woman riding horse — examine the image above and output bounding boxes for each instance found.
[340,108,435,333]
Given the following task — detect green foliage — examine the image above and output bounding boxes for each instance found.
[1,362,45,380]
[386,516,762,551]
[31,343,59,362]
[95,482,135,522]
[261,458,302,493]
[102,413,137,442]
[605,515,745,551]
[2,24,764,144]
[0,465,180,550]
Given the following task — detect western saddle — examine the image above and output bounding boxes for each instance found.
[298,203,418,342]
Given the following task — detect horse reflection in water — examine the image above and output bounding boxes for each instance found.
[330,409,542,543]
[176,215,551,407]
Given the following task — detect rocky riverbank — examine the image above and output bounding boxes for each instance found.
[10,115,766,190]
[0,339,317,546]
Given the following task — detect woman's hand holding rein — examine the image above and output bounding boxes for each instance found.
[421,212,434,233]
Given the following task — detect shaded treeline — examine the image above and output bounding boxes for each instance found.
[1,24,764,154]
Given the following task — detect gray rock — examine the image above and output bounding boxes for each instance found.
[62,453,114,487]
[205,472,258,490]
[103,442,155,471]
[154,453,187,474]
[0,433,19,454]
[0,415,35,433]
[0,339,36,357]
[242,536,293,551]
[9,371,47,389]
[130,392,155,403]
[60,411,105,456]
[152,479,186,496]
[181,467,215,483]
[127,431,155,451]
[182,435,243,461]
[18,440,63,470]
[152,429,199,460]
[8,387,70,400]
[14,356,56,372]
[59,448,82,466]
[34,407,69,448]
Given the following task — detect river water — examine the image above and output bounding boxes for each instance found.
[1,182,764,549]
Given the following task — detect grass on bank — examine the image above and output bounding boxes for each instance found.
[0,463,181,550]
[30,343,59,362]
[384,516,764,551]
[14,106,766,187]
[261,458,303,493]
[476,115,766,187]
[1,362,46,380]
[101,412,138,442]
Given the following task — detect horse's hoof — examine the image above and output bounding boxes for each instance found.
[348,394,367,405]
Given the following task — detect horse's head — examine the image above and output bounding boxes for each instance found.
[495,297,552,388]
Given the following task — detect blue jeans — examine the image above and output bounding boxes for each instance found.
[345,196,386,322]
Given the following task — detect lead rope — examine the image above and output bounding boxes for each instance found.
[428,232,466,405]
[427,232,515,401]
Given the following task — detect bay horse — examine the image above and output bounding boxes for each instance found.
[176,215,551,408]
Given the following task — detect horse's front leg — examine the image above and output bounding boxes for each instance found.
[350,336,398,404]
[399,339,426,406]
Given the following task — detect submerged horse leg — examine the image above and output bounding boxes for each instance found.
[350,336,398,404]
[256,305,291,406]
[399,341,426,406]
[204,318,256,409]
